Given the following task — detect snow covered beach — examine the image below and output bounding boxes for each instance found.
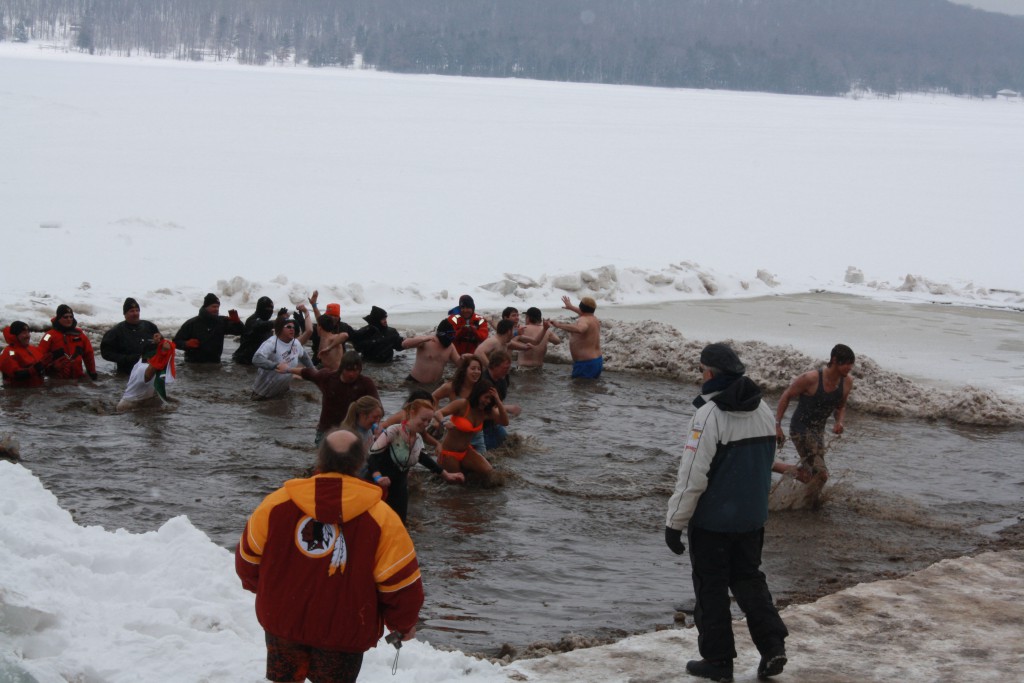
[3,42,1024,681]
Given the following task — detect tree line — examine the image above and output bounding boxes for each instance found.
[2,0,1023,96]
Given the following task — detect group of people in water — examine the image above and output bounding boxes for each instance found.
[1,290,613,519]
[2,288,853,518]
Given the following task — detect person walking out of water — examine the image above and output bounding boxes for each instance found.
[100,297,161,374]
[547,295,602,379]
[173,293,244,363]
[436,380,506,476]
[39,305,97,380]
[290,350,381,446]
[367,397,464,523]
[1,321,45,388]
[665,343,788,682]
[235,429,423,683]
[773,343,856,493]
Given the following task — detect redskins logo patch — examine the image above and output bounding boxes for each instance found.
[295,516,340,558]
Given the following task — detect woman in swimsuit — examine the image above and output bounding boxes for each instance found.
[436,380,507,475]
[366,398,465,522]
[432,355,484,405]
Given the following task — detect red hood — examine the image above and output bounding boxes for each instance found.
[3,326,23,346]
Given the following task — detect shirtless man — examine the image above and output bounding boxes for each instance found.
[473,319,531,367]
[405,319,463,385]
[516,307,561,368]
[547,295,602,379]
[773,344,856,492]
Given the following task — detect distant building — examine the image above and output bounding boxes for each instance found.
[995,89,1020,100]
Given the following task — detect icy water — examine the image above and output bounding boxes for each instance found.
[5,326,1022,658]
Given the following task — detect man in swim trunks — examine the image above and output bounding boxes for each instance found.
[774,344,856,489]
[405,319,463,385]
[547,295,602,379]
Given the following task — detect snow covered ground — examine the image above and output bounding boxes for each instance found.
[2,42,1023,682]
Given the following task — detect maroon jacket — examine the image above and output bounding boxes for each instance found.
[236,473,423,652]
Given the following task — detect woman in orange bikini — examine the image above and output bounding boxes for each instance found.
[435,380,507,474]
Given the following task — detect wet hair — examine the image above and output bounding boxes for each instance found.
[318,314,340,334]
[341,396,382,431]
[340,350,363,372]
[405,389,435,406]
[828,344,855,366]
[501,307,518,319]
[315,429,365,475]
[488,349,512,369]
[405,398,435,417]
[452,355,483,395]
[495,319,514,336]
[468,379,496,409]
[525,307,542,324]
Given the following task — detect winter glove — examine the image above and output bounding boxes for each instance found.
[34,363,45,375]
[51,349,66,361]
[665,527,686,555]
[186,339,201,349]
[228,309,241,324]
[87,371,98,380]
[278,308,290,318]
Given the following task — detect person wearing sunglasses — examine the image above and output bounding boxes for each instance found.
[251,313,315,400]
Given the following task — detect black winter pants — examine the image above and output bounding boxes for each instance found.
[688,525,788,661]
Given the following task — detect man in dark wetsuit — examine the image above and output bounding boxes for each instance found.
[774,344,855,490]
[100,298,161,374]
[233,296,276,365]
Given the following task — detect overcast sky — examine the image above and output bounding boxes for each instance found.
[951,0,1024,15]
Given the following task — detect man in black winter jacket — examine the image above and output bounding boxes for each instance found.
[100,298,161,374]
[173,293,244,363]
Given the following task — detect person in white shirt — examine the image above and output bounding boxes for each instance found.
[252,314,315,400]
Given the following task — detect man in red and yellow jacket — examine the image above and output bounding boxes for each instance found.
[38,304,97,380]
[236,429,423,682]
[1,321,45,388]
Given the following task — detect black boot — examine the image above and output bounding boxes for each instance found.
[686,658,734,682]
[757,649,787,679]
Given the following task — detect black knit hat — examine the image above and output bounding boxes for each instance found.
[700,343,745,377]
[363,306,388,325]
[203,293,220,308]
[123,297,140,314]
[458,294,475,310]
[9,321,28,336]
[56,304,73,319]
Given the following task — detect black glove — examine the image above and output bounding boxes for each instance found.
[52,349,66,361]
[34,363,45,375]
[278,308,290,318]
[88,371,98,380]
[665,527,686,555]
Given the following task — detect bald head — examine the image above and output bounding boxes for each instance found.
[315,428,365,475]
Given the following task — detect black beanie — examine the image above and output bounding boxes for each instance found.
[203,293,220,308]
[9,321,28,336]
[56,304,73,319]
[363,306,388,325]
[123,297,140,314]
[700,343,745,376]
[458,294,475,310]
